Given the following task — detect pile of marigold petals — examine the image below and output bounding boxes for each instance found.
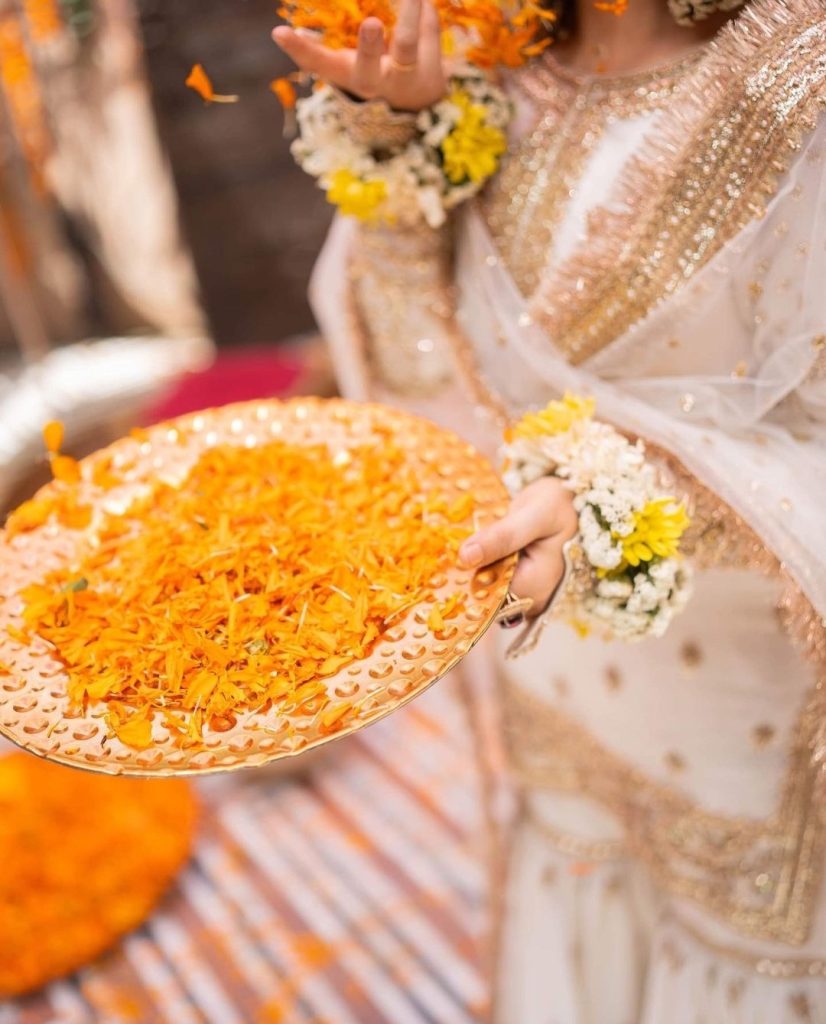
[14,438,473,751]
[277,0,552,68]
[0,753,196,997]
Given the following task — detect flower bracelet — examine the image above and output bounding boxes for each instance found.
[502,395,693,652]
[290,66,512,229]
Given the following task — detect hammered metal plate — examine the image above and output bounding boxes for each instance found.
[0,398,514,776]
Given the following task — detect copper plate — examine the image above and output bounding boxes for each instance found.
[0,398,514,776]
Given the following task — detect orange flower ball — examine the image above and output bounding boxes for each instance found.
[0,753,197,998]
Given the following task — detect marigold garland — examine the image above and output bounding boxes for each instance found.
[0,753,196,997]
[10,429,473,750]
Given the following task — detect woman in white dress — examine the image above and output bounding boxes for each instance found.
[275,0,826,1019]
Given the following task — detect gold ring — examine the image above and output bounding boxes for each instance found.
[495,590,534,629]
[389,56,418,72]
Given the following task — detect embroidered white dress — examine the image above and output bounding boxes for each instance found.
[310,2,826,1020]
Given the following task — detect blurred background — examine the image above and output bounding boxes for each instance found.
[0,0,337,516]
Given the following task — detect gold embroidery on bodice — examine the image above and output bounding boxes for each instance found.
[483,53,696,300]
[483,0,826,365]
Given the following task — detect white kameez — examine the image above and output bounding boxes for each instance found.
[310,4,826,1019]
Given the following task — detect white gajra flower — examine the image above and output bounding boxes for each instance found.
[291,71,512,229]
[502,395,693,643]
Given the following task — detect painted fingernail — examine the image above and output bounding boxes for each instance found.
[459,541,483,568]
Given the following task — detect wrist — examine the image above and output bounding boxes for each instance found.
[291,67,511,229]
[502,394,693,643]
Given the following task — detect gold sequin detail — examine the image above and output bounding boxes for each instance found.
[790,993,814,1021]
[347,224,457,397]
[805,335,826,385]
[670,912,826,978]
[727,978,746,1006]
[526,811,626,862]
[752,723,777,748]
[680,640,704,670]
[484,53,695,301]
[520,1,826,364]
[503,682,824,944]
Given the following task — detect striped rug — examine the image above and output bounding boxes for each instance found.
[3,681,490,1024]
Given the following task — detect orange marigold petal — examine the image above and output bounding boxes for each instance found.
[270,77,297,109]
[43,420,64,454]
[318,701,353,733]
[5,497,54,536]
[50,454,81,484]
[185,62,238,104]
[112,714,154,750]
[13,434,477,747]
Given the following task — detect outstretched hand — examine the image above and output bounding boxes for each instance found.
[460,477,578,618]
[273,0,448,111]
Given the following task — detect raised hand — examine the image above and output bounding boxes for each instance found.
[273,0,448,112]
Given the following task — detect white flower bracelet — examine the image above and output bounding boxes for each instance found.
[502,395,693,650]
[290,66,512,229]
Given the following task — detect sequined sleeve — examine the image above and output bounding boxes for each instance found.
[306,86,464,399]
[344,220,457,397]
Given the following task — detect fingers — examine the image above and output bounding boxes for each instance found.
[391,0,422,65]
[418,0,442,78]
[459,503,543,570]
[509,531,569,613]
[353,18,385,96]
[272,26,351,84]
[459,477,577,570]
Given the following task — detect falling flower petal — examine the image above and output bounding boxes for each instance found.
[43,419,64,454]
[270,76,297,109]
[185,63,239,104]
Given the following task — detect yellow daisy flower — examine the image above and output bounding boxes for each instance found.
[619,498,690,567]
[442,89,507,185]
[510,393,596,441]
[326,170,387,221]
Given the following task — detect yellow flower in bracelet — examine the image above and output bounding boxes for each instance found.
[442,90,506,185]
[620,498,690,567]
[326,170,387,221]
[510,393,596,441]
